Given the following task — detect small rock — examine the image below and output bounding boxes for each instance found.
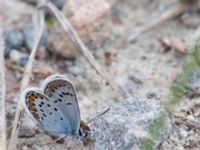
[185,69,200,98]
[23,0,65,10]
[159,37,172,52]
[23,24,48,52]
[128,72,145,84]
[171,38,187,54]
[50,0,65,10]
[19,126,37,138]
[68,66,85,76]
[186,115,195,121]
[111,5,122,24]
[3,28,23,57]
[48,0,111,58]
[36,47,48,60]
[104,51,112,66]
[178,128,188,139]
[9,49,28,65]
[68,0,110,29]
[146,91,158,99]
[22,0,38,6]
[189,69,200,88]
[90,97,171,149]
[180,13,200,29]
[19,56,29,66]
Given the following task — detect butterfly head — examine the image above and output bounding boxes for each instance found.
[78,121,90,139]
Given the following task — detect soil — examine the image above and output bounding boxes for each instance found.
[2,0,200,149]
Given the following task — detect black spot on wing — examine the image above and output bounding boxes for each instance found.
[67,102,72,105]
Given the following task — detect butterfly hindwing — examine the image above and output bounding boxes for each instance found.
[23,88,71,137]
[41,75,81,135]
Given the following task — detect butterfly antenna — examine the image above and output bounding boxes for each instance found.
[87,107,110,124]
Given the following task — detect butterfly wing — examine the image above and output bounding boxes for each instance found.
[41,75,81,135]
[23,88,71,137]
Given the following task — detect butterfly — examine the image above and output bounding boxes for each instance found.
[22,74,90,144]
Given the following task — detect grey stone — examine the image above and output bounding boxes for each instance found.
[50,0,65,10]
[3,28,23,57]
[19,56,29,66]
[23,0,65,10]
[128,72,145,84]
[87,97,171,150]
[189,69,200,88]
[23,24,48,52]
[185,69,200,98]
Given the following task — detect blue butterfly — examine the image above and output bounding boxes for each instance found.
[23,74,90,143]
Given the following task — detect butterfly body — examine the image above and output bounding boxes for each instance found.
[23,74,90,143]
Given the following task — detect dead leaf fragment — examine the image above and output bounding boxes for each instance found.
[171,38,187,54]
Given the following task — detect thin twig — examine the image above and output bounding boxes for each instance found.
[129,2,189,42]
[5,61,52,78]
[175,115,200,131]
[0,28,7,150]
[39,2,131,99]
[8,10,45,150]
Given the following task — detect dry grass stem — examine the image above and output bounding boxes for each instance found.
[0,28,7,150]
[5,61,51,78]
[129,2,189,41]
[175,115,200,131]
[8,10,45,150]
[39,2,131,98]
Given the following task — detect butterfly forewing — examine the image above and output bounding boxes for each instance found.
[41,75,81,135]
[23,88,71,137]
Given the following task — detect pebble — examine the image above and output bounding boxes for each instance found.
[89,97,171,149]
[3,28,23,57]
[128,72,145,84]
[159,37,172,52]
[67,66,84,76]
[19,56,29,66]
[180,13,200,29]
[23,24,48,52]
[178,128,188,139]
[189,69,200,88]
[19,126,36,138]
[50,0,65,10]
[9,49,28,66]
[171,38,187,54]
[146,91,158,99]
[23,0,65,10]
[186,115,195,121]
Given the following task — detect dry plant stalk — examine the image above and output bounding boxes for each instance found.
[8,11,45,150]
[129,2,189,41]
[5,61,52,78]
[0,28,7,150]
[175,115,200,130]
[39,2,131,98]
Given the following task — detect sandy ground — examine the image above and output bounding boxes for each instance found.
[2,0,200,149]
